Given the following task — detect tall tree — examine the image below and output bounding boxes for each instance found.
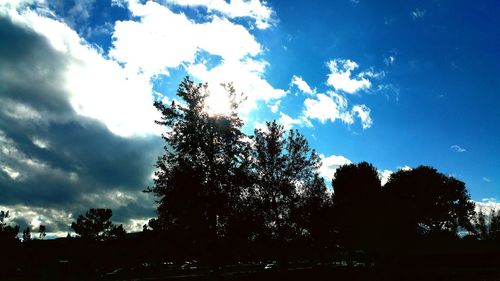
[252,121,322,261]
[383,166,475,241]
[332,162,382,251]
[71,208,125,241]
[147,77,250,261]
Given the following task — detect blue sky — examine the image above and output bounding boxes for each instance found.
[0,0,498,235]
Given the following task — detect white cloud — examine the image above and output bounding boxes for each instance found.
[319,154,352,183]
[1,165,20,180]
[399,165,412,171]
[0,203,152,236]
[303,92,354,125]
[269,99,281,113]
[351,104,373,129]
[2,0,284,136]
[110,0,285,116]
[31,137,49,149]
[187,59,286,114]
[326,59,371,94]
[411,8,426,20]
[164,0,274,29]
[475,198,500,214]
[0,204,74,237]
[379,169,392,186]
[291,75,315,95]
[296,58,379,130]
[252,121,268,132]
[377,165,412,186]
[482,177,491,183]
[111,1,262,76]
[450,144,466,153]
[278,112,302,130]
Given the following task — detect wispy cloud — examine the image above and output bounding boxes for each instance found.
[411,8,426,20]
[164,0,275,29]
[278,112,304,130]
[450,144,466,153]
[384,55,395,66]
[291,75,315,95]
[483,177,491,183]
[351,104,373,129]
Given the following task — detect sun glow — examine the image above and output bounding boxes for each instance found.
[204,86,233,116]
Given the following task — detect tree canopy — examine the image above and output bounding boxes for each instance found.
[384,166,475,240]
[0,210,19,242]
[332,162,382,250]
[71,208,125,241]
[147,77,250,260]
[144,77,479,262]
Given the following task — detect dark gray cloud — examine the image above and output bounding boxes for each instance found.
[0,15,163,233]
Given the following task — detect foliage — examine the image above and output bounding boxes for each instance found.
[293,174,333,254]
[332,162,382,250]
[38,224,46,239]
[147,77,250,259]
[22,226,31,242]
[0,210,19,241]
[252,121,324,253]
[472,209,500,241]
[145,78,480,262]
[384,166,475,240]
[71,208,125,241]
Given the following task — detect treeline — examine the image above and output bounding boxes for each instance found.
[140,77,490,264]
[1,77,499,272]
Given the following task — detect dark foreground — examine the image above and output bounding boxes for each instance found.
[6,263,500,281]
[99,266,500,281]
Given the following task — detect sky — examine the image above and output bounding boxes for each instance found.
[0,0,498,237]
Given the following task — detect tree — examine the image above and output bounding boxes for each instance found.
[293,174,333,257]
[71,208,125,241]
[38,224,46,239]
[383,166,475,241]
[147,77,250,261]
[252,121,322,261]
[332,162,382,250]
[472,209,500,241]
[0,210,19,242]
[22,227,31,242]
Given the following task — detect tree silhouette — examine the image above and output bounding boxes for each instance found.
[0,210,19,241]
[71,208,125,241]
[472,209,500,241]
[332,162,382,251]
[384,166,475,241]
[252,121,322,263]
[38,224,46,239]
[293,174,333,257]
[22,226,31,242]
[147,77,250,261]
